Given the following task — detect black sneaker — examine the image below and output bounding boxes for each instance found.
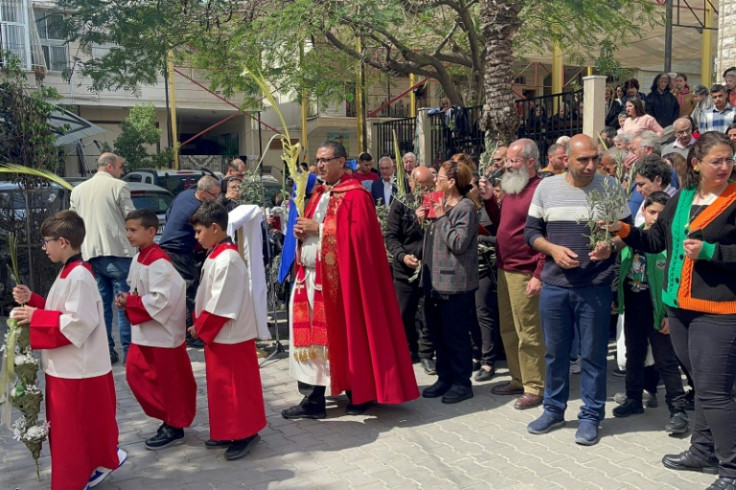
[281,398,326,420]
[110,350,120,364]
[145,423,184,450]
[205,439,232,449]
[224,434,261,461]
[441,385,474,404]
[345,401,371,416]
[185,334,205,348]
[612,398,644,418]
[422,380,451,398]
[665,411,690,436]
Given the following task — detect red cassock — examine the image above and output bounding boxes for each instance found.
[306,175,420,405]
[28,260,120,490]
[124,244,196,429]
[194,242,267,441]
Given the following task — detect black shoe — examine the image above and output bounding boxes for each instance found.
[472,359,481,371]
[422,380,451,398]
[441,385,473,404]
[707,477,736,490]
[612,398,644,418]
[110,350,120,364]
[612,367,626,377]
[205,439,232,449]
[685,390,695,411]
[345,401,371,416]
[420,358,437,375]
[665,411,690,436]
[645,392,659,408]
[145,423,184,450]
[662,450,719,474]
[281,398,326,420]
[474,366,495,382]
[186,335,205,348]
[224,434,260,461]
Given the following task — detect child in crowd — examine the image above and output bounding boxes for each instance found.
[115,209,197,450]
[612,192,690,435]
[11,210,124,489]
[188,201,266,460]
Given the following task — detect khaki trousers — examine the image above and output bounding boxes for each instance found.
[497,269,546,395]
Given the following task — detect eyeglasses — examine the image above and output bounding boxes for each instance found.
[702,158,736,168]
[315,156,342,164]
[674,130,692,136]
[205,189,220,198]
[504,157,527,165]
[41,237,60,248]
[435,175,450,181]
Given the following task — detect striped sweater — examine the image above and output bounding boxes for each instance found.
[524,173,631,288]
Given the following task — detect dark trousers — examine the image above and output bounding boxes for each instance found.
[394,279,434,360]
[474,268,499,367]
[623,287,685,411]
[162,248,198,329]
[539,284,611,422]
[425,291,475,388]
[668,308,736,478]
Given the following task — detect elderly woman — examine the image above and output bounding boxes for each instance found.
[646,73,680,128]
[691,85,714,127]
[417,159,479,404]
[606,132,736,490]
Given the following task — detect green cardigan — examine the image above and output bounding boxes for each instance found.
[615,243,667,331]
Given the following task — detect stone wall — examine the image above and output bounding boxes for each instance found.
[717,0,736,79]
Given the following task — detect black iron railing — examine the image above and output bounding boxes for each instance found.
[374,117,416,159]
[516,90,584,158]
[429,105,484,168]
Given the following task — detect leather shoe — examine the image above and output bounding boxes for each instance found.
[281,398,327,419]
[345,401,371,416]
[662,450,719,474]
[514,393,543,410]
[665,411,690,436]
[441,385,473,404]
[491,382,524,396]
[707,477,736,490]
[224,434,260,461]
[474,366,495,382]
[422,380,451,398]
[420,358,437,375]
[612,398,644,418]
[205,439,232,449]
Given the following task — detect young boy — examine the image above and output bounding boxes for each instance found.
[115,209,197,450]
[11,210,125,490]
[612,192,690,435]
[188,201,266,460]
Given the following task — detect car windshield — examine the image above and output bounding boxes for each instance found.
[160,176,201,196]
[131,192,173,214]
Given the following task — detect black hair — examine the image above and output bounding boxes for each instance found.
[125,209,159,230]
[190,201,229,230]
[644,191,670,209]
[635,154,672,188]
[684,132,735,188]
[358,152,373,162]
[318,140,347,159]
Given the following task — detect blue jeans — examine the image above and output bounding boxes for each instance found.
[539,284,611,422]
[89,256,132,354]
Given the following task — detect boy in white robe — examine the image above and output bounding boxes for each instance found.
[116,209,197,450]
[12,210,124,490]
[188,201,266,460]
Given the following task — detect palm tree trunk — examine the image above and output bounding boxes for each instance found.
[480,0,523,145]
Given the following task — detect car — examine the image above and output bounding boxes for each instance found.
[127,183,175,241]
[123,168,216,196]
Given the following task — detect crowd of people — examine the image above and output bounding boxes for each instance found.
[6,70,736,490]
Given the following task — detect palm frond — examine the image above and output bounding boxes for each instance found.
[0,164,73,191]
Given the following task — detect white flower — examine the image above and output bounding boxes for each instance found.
[25,425,48,440]
[14,355,27,366]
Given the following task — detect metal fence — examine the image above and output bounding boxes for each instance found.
[374,117,416,160]
[516,90,584,158]
[429,105,484,168]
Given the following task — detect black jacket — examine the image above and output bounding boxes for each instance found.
[385,198,425,282]
[646,90,679,128]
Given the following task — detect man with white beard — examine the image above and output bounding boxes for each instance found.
[478,138,546,410]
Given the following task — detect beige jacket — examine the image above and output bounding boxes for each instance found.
[70,171,135,259]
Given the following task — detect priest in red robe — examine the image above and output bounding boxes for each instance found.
[282,141,419,419]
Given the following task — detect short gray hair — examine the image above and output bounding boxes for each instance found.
[402,152,416,161]
[613,133,633,146]
[378,156,394,167]
[98,153,119,168]
[513,138,540,170]
[637,130,661,156]
[197,175,220,191]
[605,147,628,164]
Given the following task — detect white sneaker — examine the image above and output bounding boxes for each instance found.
[569,357,581,375]
[88,448,127,488]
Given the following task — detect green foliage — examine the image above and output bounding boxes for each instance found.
[57,0,661,107]
[113,104,171,170]
[0,54,65,180]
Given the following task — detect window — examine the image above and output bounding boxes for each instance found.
[35,11,67,72]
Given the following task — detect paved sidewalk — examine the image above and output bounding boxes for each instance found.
[0,330,715,489]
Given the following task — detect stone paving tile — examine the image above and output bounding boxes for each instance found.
[0,328,722,490]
